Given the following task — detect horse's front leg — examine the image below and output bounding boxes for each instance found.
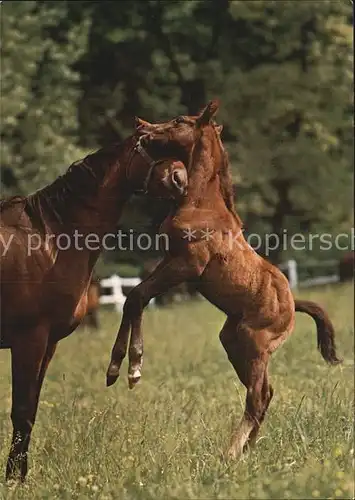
[106,254,205,388]
[6,324,51,482]
[105,259,169,386]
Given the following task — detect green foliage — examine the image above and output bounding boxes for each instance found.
[216,1,353,261]
[1,1,89,194]
[1,0,352,266]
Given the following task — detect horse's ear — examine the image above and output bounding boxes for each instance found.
[196,99,220,126]
[134,116,152,129]
[215,124,223,135]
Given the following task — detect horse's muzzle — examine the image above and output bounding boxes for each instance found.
[171,168,188,196]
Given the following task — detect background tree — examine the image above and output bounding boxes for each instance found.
[1,1,89,195]
[218,1,353,263]
[1,0,352,274]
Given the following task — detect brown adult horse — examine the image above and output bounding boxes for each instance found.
[0,130,188,481]
[107,100,342,460]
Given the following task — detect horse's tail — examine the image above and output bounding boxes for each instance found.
[294,299,342,365]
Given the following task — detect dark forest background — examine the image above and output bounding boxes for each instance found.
[1,0,353,277]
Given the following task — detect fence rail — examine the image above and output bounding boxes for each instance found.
[278,259,339,289]
[99,274,155,311]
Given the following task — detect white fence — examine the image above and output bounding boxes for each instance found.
[279,259,339,289]
[99,274,155,312]
[99,259,340,311]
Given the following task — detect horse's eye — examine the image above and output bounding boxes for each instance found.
[174,116,184,125]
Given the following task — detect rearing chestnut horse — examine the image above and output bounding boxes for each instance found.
[0,129,188,481]
[107,100,341,460]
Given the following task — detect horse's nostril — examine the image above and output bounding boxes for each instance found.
[172,170,184,188]
[172,172,180,185]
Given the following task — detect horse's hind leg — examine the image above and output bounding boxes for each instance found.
[106,315,131,386]
[35,341,57,407]
[6,325,51,482]
[245,368,273,451]
[219,319,272,459]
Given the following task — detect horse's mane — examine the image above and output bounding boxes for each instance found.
[0,196,26,213]
[219,148,235,213]
[1,141,128,228]
[214,129,243,227]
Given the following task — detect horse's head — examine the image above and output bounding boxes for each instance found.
[125,139,188,199]
[133,100,236,213]
[125,100,221,201]
[134,99,222,169]
[145,158,188,199]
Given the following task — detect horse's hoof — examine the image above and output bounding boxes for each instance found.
[5,460,27,484]
[106,363,120,387]
[128,369,141,389]
[106,374,118,387]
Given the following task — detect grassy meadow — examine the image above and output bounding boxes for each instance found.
[0,283,354,499]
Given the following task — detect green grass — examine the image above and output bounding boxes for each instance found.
[0,284,354,499]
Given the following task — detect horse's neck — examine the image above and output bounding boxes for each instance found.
[181,131,242,230]
[177,144,242,232]
[178,177,225,217]
[182,176,219,209]
[172,187,241,238]
[27,141,132,235]
[182,131,221,210]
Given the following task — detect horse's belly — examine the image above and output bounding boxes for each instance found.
[0,271,89,333]
[0,279,43,326]
[0,225,93,340]
[198,258,248,315]
[0,235,54,324]
[40,284,88,325]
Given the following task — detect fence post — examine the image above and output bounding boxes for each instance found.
[287,259,298,289]
[111,274,125,312]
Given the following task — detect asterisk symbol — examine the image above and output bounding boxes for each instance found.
[201,227,215,241]
[182,228,197,241]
